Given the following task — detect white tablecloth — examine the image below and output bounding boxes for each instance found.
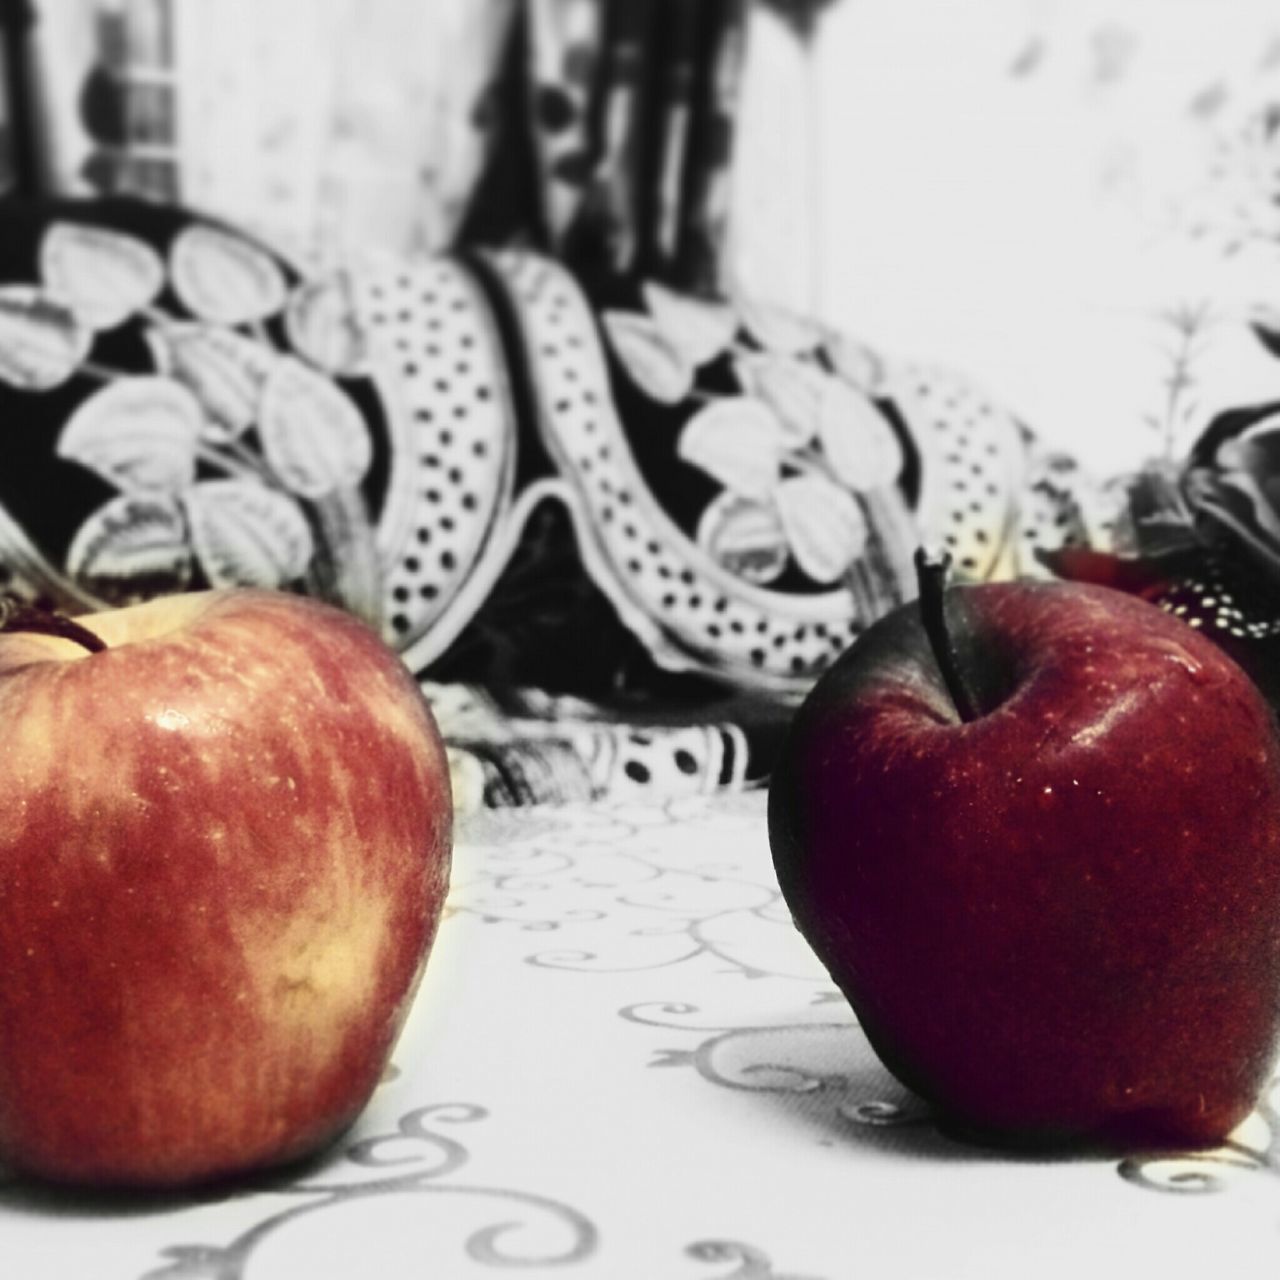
[5,792,1280,1278]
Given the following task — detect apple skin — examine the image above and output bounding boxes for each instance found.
[769,580,1280,1150]
[0,589,452,1189]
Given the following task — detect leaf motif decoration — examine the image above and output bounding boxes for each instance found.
[149,324,276,441]
[56,376,201,493]
[0,287,92,391]
[181,479,314,588]
[40,222,164,330]
[677,397,789,500]
[258,356,372,499]
[696,492,790,585]
[823,330,886,393]
[601,311,693,404]
[169,225,288,325]
[735,295,822,356]
[285,272,370,376]
[641,281,737,367]
[65,494,193,600]
[775,473,869,584]
[817,379,904,491]
[733,354,822,446]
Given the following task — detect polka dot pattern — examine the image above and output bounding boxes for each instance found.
[891,366,1027,582]
[1156,559,1280,641]
[418,682,751,804]
[602,725,750,798]
[1016,454,1094,571]
[353,257,514,660]
[491,250,861,692]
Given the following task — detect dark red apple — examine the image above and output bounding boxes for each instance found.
[0,589,452,1188]
[769,563,1280,1150]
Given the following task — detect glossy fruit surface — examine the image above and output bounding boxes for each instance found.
[0,589,452,1188]
[769,580,1280,1149]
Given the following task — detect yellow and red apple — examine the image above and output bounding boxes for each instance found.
[0,589,452,1188]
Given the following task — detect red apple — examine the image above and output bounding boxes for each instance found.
[769,567,1280,1150]
[0,589,452,1188]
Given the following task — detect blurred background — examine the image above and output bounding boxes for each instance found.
[6,1,1280,806]
[5,0,1280,478]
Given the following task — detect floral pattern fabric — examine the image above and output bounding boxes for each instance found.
[0,196,1099,805]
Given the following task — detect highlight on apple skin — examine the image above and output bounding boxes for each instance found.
[769,576,1280,1151]
[0,588,453,1189]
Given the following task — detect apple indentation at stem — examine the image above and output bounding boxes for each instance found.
[913,548,980,723]
[0,598,107,655]
[912,548,1022,726]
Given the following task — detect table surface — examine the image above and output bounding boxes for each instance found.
[4,792,1279,1279]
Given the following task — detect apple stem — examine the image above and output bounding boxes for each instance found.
[914,548,980,723]
[0,597,106,654]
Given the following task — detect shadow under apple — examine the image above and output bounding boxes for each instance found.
[0,1132,348,1220]
[672,1016,1266,1178]
[671,1017,1009,1165]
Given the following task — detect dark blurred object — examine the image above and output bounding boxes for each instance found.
[9,2,516,256]
[0,0,39,195]
[7,2,750,278]
[1043,384,1280,710]
[755,0,838,40]
[76,0,179,202]
[461,0,747,295]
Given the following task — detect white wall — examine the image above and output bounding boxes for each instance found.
[732,0,1280,476]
